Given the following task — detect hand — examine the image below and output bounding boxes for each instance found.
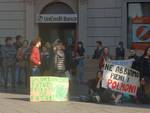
[141,78,145,85]
[38,62,41,65]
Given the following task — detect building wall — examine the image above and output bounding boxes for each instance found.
[33,0,78,39]
[0,0,25,44]
[87,0,123,56]
[0,0,148,55]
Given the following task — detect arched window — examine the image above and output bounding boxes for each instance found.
[41,2,74,14]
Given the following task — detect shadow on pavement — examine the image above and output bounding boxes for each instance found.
[6,97,29,101]
[0,88,29,95]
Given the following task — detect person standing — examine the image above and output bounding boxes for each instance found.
[30,38,41,76]
[99,47,111,72]
[93,41,103,59]
[45,42,53,72]
[0,44,4,86]
[41,46,51,74]
[115,41,125,60]
[136,47,150,104]
[140,47,150,80]
[128,49,140,71]
[76,41,85,84]
[53,40,66,74]
[14,35,23,85]
[2,37,16,89]
[13,35,23,50]
[16,40,29,87]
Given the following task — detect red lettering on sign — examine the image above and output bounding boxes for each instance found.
[107,79,137,95]
[107,79,112,87]
[112,81,117,89]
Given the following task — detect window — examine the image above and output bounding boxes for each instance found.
[127,2,150,49]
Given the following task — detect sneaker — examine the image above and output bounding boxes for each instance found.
[115,95,122,104]
[95,95,102,103]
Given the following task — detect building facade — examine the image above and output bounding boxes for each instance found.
[0,0,149,56]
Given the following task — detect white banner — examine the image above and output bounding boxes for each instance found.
[109,59,135,67]
[102,62,140,96]
[36,14,78,23]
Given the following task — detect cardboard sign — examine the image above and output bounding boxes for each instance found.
[30,76,69,102]
[102,62,140,96]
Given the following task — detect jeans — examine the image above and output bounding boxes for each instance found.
[32,67,40,76]
[15,63,28,87]
[77,59,84,83]
[0,65,5,86]
[4,65,16,89]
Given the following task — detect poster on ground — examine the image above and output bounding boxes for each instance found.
[30,76,69,102]
[102,62,140,96]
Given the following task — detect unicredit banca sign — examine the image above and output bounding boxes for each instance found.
[36,14,77,23]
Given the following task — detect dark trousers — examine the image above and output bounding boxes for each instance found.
[0,65,5,86]
[4,65,16,89]
[16,62,29,87]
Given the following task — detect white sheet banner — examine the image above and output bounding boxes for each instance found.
[109,59,135,67]
[102,62,140,96]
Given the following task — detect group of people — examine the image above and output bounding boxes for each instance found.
[0,35,69,89]
[0,33,87,90]
[0,36,34,89]
[0,35,149,104]
[88,41,150,104]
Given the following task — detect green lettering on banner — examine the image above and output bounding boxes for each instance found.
[30,76,69,102]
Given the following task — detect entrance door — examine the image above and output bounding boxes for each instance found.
[39,23,76,70]
[38,2,77,70]
[39,23,76,43]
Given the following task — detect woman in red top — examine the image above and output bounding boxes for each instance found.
[30,38,41,76]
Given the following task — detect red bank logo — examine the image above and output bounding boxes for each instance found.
[136,26,150,41]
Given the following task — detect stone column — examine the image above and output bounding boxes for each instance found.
[78,0,88,52]
[25,0,35,42]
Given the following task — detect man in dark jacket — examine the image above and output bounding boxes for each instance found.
[93,41,103,59]
[116,41,125,60]
[2,37,16,89]
[128,49,140,71]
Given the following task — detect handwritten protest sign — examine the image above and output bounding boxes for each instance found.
[102,62,140,96]
[30,76,69,102]
[110,59,134,67]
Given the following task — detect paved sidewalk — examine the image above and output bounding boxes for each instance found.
[0,90,150,113]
